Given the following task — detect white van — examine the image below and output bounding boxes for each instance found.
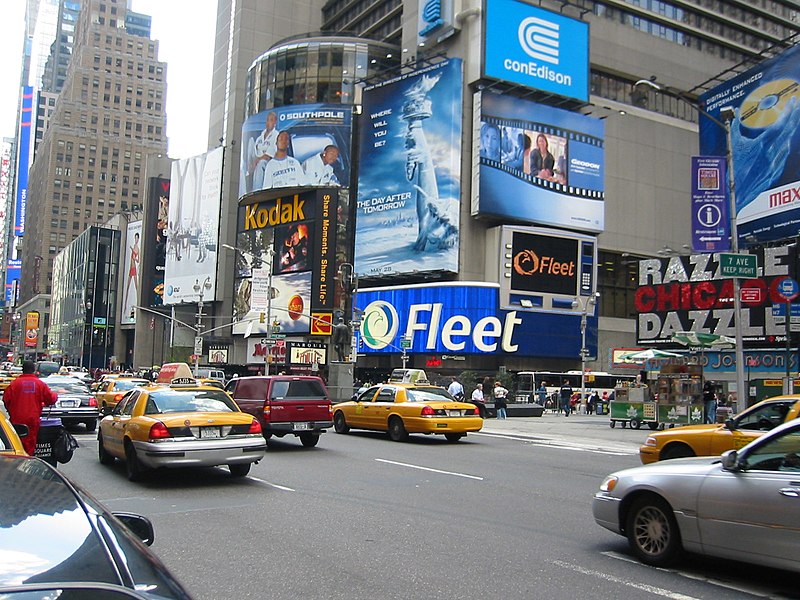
[195,368,226,384]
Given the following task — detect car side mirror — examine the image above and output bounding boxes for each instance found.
[113,512,155,545]
[724,418,736,431]
[721,449,743,471]
[12,423,29,438]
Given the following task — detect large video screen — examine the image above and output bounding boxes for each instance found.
[472,91,604,233]
[354,59,463,278]
[699,43,800,246]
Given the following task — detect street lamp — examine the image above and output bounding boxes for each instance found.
[11,312,21,364]
[633,79,746,408]
[84,300,93,370]
[572,292,599,409]
[192,277,213,377]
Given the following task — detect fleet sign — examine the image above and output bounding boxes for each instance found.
[483,0,589,101]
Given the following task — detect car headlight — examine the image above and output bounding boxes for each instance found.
[599,475,618,492]
[644,436,657,447]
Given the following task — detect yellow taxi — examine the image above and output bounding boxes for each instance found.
[639,394,800,464]
[197,378,225,390]
[95,377,152,414]
[0,370,19,395]
[332,369,483,442]
[0,410,27,456]
[97,377,267,481]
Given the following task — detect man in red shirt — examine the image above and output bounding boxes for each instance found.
[3,361,58,455]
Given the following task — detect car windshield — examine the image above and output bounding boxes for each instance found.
[406,387,454,403]
[144,389,238,414]
[45,380,90,394]
[114,379,150,391]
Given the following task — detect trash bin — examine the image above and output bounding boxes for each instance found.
[595,401,608,416]
[35,418,62,467]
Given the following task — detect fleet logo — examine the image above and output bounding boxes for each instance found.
[518,16,559,65]
[361,300,399,349]
[513,249,575,277]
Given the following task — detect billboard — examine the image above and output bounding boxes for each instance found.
[163,148,223,305]
[355,282,595,359]
[0,141,11,252]
[484,0,589,102]
[355,59,463,278]
[5,259,20,304]
[690,156,730,252]
[699,43,800,246]
[15,86,33,237]
[24,311,38,348]
[143,177,170,307]
[634,244,799,347]
[233,189,341,336]
[239,104,352,196]
[473,91,604,232]
[121,220,143,324]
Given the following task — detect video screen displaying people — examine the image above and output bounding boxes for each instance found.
[484,120,569,186]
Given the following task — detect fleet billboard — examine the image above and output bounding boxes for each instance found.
[473,91,604,232]
[699,43,800,246]
[239,104,352,196]
[634,245,799,347]
[121,220,142,324]
[355,282,595,359]
[163,148,223,305]
[483,0,589,101]
[355,59,463,278]
[14,86,33,237]
[233,189,341,336]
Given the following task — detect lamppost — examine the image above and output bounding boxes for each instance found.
[85,300,93,371]
[192,276,213,377]
[633,79,746,407]
[11,312,20,365]
[572,292,599,409]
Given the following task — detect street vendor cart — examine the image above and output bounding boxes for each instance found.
[609,385,658,430]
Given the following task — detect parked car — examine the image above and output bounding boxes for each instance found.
[226,375,333,447]
[0,453,193,598]
[594,419,800,573]
[639,395,800,464]
[98,381,267,480]
[42,375,99,431]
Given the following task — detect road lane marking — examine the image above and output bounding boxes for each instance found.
[552,560,700,600]
[375,458,483,480]
[246,476,295,491]
[474,432,637,456]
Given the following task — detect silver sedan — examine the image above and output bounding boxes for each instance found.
[593,419,800,573]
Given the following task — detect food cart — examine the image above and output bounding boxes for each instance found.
[610,364,704,429]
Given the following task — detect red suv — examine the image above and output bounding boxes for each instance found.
[226,375,333,447]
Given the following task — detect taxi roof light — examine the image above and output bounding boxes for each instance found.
[149,422,172,439]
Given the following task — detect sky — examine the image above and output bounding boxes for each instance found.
[0,0,217,159]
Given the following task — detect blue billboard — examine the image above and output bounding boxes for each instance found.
[691,156,730,253]
[5,259,20,304]
[14,86,33,237]
[355,59,463,278]
[473,91,604,232]
[355,282,595,359]
[484,0,589,101]
[239,104,352,197]
[699,43,800,246]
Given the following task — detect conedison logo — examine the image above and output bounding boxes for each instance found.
[518,16,559,65]
[361,300,399,349]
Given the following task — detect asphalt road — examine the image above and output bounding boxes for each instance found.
[60,421,798,600]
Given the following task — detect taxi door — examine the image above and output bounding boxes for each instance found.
[103,391,139,459]
[710,401,793,455]
[363,387,397,430]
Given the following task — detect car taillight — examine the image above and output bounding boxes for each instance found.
[248,420,262,434]
[89,397,98,407]
[114,393,124,402]
[421,405,435,416]
[263,405,271,416]
[466,407,477,415]
[149,422,172,439]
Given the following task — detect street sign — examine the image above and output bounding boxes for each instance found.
[776,277,800,302]
[771,303,800,332]
[718,253,757,279]
[740,287,763,304]
[194,336,203,354]
[400,337,411,349]
[691,157,730,253]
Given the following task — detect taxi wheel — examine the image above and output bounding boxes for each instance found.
[125,442,145,482]
[388,417,409,442]
[229,463,251,477]
[333,411,350,434]
[444,433,464,442]
[299,433,319,448]
[626,495,682,567]
[661,443,695,461]
[98,433,115,466]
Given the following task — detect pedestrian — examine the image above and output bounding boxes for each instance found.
[447,376,465,401]
[493,381,509,419]
[588,390,599,415]
[2,361,58,455]
[559,379,573,417]
[703,380,717,424]
[471,383,486,418]
[537,382,548,406]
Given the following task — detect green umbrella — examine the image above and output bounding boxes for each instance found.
[671,331,735,348]
[620,348,682,363]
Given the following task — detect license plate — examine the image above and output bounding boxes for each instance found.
[446,410,462,417]
[294,422,310,431]
[200,428,221,439]
[59,400,77,408]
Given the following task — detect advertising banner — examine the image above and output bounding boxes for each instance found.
[15,86,33,237]
[0,141,11,248]
[143,177,170,307]
[699,43,800,246]
[5,259,21,304]
[634,244,799,347]
[233,189,340,335]
[239,104,352,196]
[355,282,594,358]
[355,59,463,278]
[247,336,286,366]
[473,91,604,232]
[121,220,142,324]
[163,148,223,305]
[24,311,39,348]
[691,156,730,252]
[484,0,589,101]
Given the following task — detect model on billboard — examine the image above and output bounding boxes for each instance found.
[502,129,528,170]
[531,134,555,178]
[479,122,501,160]
[262,131,308,188]
[277,223,310,273]
[303,145,340,185]
[124,232,140,315]
[403,72,458,252]
[249,111,279,191]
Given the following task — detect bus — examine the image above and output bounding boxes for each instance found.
[515,371,638,405]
